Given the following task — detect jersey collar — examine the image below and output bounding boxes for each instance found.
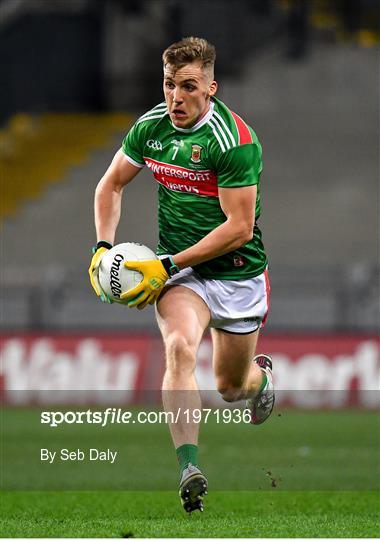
[171,101,215,133]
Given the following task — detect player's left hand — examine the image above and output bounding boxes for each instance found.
[121,259,170,309]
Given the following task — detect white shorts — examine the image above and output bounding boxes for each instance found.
[165,266,270,334]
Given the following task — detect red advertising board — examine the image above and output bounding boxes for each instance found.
[0,332,379,408]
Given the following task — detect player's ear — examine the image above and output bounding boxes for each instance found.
[208,80,218,97]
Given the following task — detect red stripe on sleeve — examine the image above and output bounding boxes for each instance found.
[230,110,253,145]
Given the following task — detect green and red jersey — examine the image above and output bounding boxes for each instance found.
[122,96,268,279]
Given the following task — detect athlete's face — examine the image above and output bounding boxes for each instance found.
[163,62,217,128]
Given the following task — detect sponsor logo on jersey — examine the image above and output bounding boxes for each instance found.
[146,139,163,151]
[233,255,245,267]
[144,157,218,197]
[190,144,203,163]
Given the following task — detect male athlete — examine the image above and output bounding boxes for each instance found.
[89,37,274,513]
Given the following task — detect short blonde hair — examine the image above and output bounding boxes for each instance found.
[162,36,216,72]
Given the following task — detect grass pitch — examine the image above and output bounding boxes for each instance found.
[1,491,379,537]
[1,409,379,537]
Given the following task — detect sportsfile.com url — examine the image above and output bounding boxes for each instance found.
[40,408,252,428]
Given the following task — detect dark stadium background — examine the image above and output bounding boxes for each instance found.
[0,0,379,537]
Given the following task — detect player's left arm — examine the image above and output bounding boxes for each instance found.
[172,184,256,268]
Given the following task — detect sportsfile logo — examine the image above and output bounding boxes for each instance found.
[146,139,163,150]
[40,407,252,428]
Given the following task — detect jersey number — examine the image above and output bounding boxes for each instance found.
[171,146,179,160]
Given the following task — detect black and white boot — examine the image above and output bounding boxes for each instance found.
[179,463,208,513]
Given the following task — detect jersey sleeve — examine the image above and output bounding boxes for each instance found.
[121,122,146,167]
[214,142,262,188]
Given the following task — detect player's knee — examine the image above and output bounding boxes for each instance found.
[216,380,241,402]
[164,331,196,373]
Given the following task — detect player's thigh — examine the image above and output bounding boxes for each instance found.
[156,285,211,358]
[211,328,260,388]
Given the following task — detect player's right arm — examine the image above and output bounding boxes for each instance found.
[94,149,142,244]
[89,149,142,302]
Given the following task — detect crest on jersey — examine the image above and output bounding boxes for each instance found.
[233,255,245,267]
[190,144,203,163]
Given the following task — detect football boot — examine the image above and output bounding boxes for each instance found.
[179,463,208,513]
[246,354,275,425]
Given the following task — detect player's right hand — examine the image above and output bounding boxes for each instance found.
[120,259,169,309]
[88,244,113,303]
